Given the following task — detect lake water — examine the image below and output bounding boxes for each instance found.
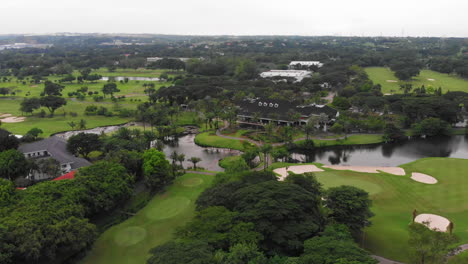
[291,135,468,166]
[163,134,241,171]
[100,76,160,81]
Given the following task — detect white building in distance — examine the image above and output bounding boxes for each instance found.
[289,61,324,68]
[147,57,163,63]
[260,70,312,82]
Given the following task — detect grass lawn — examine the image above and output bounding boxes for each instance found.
[295,134,384,147]
[365,67,468,94]
[219,155,244,169]
[272,158,468,262]
[0,99,133,136]
[194,131,251,151]
[80,173,214,264]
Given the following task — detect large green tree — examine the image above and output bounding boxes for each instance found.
[297,224,377,264]
[67,133,102,159]
[142,149,172,190]
[176,206,262,250]
[408,222,458,264]
[75,161,134,214]
[102,82,120,97]
[0,149,29,181]
[39,96,67,116]
[325,185,374,234]
[0,129,19,152]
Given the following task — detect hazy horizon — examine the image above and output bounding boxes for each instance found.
[2,0,468,38]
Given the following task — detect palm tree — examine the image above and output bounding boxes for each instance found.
[259,144,272,170]
[78,119,87,130]
[319,113,329,132]
[304,121,315,141]
[68,121,76,130]
[177,154,185,171]
[189,157,201,170]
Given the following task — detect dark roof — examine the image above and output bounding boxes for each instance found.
[18,136,91,170]
[236,98,338,120]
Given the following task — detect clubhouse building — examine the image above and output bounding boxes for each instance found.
[236,98,339,128]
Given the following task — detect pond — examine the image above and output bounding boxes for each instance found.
[101,76,160,81]
[291,135,468,166]
[163,134,241,171]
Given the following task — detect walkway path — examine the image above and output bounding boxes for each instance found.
[185,170,217,176]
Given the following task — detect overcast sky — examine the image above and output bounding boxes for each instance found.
[2,0,467,37]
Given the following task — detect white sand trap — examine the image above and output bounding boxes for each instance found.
[323,165,405,176]
[273,165,324,181]
[0,116,26,123]
[415,214,450,232]
[386,80,398,83]
[427,78,436,81]
[411,172,437,184]
[0,114,12,118]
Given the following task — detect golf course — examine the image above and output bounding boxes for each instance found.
[80,157,468,263]
[0,68,179,136]
[270,157,468,262]
[365,67,468,94]
[80,172,214,264]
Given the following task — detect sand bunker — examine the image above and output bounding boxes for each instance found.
[1,116,26,123]
[427,78,436,81]
[323,165,405,176]
[273,165,324,181]
[415,214,450,232]
[0,113,25,123]
[386,80,398,83]
[411,172,437,184]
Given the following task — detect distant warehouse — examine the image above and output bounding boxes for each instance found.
[259,70,312,82]
[289,61,324,69]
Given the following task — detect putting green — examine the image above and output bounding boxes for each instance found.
[114,226,147,247]
[181,177,204,187]
[145,196,191,220]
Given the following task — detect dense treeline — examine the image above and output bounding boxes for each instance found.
[146,170,376,264]
[0,35,466,80]
[0,124,177,263]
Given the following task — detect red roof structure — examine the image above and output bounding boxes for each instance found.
[52,170,76,181]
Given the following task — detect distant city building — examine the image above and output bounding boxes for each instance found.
[236,98,339,127]
[0,43,52,51]
[18,136,91,181]
[147,57,163,63]
[146,57,192,63]
[259,70,312,82]
[289,61,324,68]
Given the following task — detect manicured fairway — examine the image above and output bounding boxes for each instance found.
[272,158,468,262]
[365,67,468,94]
[80,173,214,264]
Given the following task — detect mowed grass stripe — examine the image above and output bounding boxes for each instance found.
[80,173,214,264]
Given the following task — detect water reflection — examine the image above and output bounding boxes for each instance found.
[163,134,241,171]
[292,135,468,166]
